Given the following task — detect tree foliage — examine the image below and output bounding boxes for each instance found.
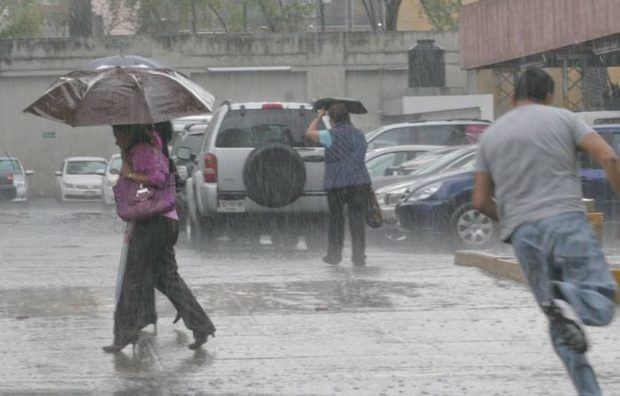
[420,0,463,32]
[104,0,314,35]
[0,0,46,38]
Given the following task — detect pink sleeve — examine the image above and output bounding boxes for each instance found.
[130,144,168,188]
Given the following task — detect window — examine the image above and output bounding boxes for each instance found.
[0,159,22,174]
[215,109,322,148]
[369,127,409,149]
[408,125,469,145]
[66,161,107,175]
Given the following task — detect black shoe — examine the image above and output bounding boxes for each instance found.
[102,335,138,353]
[542,299,588,354]
[188,330,214,350]
[322,255,341,265]
[352,260,366,267]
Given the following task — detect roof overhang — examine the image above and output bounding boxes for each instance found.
[460,0,620,70]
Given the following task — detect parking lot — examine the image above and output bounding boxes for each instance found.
[1,200,620,395]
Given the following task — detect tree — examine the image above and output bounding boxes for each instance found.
[257,0,313,33]
[420,0,463,32]
[360,0,403,32]
[0,0,46,38]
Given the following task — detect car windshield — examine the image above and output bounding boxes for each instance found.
[66,161,107,175]
[215,109,321,148]
[0,159,22,174]
[411,148,475,176]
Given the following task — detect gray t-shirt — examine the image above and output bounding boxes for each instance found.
[475,104,593,241]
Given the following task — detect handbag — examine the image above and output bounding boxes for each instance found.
[115,179,175,221]
[365,185,383,228]
[113,144,175,221]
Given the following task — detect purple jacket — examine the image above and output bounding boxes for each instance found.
[113,143,176,218]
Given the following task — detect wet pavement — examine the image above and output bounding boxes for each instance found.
[1,199,620,395]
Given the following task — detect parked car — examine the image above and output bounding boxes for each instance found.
[579,124,620,222]
[366,120,490,151]
[172,113,212,146]
[55,157,107,201]
[375,148,478,240]
[0,168,16,201]
[0,157,34,201]
[172,124,208,226]
[395,167,493,248]
[184,101,327,248]
[394,124,620,249]
[365,145,442,178]
[102,154,122,205]
[372,145,477,191]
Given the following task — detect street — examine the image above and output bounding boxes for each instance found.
[1,200,620,395]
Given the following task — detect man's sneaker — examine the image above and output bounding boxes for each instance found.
[542,299,588,354]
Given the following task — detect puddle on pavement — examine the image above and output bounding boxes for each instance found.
[0,287,104,318]
[187,280,424,315]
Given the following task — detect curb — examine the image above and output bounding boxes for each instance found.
[454,250,620,302]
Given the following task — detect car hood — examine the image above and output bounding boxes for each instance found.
[63,174,103,185]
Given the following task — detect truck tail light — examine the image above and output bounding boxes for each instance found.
[203,153,217,183]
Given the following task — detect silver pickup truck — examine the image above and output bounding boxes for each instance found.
[183,102,328,249]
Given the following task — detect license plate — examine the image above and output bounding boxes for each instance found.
[217,199,245,212]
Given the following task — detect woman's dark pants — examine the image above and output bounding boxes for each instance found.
[114,216,215,344]
[326,184,368,265]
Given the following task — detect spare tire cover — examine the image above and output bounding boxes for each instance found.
[243,143,307,208]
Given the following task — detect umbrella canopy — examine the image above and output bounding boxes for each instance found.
[24,55,214,127]
[313,97,368,114]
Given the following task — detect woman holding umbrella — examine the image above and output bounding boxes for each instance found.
[23,55,218,352]
[104,123,216,352]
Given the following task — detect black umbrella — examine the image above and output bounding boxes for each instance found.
[312,97,368,114]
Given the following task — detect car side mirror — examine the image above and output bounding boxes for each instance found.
[55,171,62,176]
[25,170,34,176]
[109,168,120,175]
[177,147,191,160]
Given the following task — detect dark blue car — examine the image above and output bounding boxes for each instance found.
[396,125,620,248]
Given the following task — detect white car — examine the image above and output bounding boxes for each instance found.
[102,154,122,205]
[0,157,34,201]
[55,157,107,201]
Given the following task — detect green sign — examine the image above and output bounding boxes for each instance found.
[42,132,56,139]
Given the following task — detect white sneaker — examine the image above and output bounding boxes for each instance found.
[542,299,588,354]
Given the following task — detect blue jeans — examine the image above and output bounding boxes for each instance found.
[511,212,617,396]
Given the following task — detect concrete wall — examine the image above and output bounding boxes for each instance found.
[0,31,466,196]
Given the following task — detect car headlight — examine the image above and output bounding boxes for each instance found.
[375,193,385,204]
[406,183,442,202]
[380,187,408,206]
[63,182,75,188]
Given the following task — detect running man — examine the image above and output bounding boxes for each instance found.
[473,68,619,395]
